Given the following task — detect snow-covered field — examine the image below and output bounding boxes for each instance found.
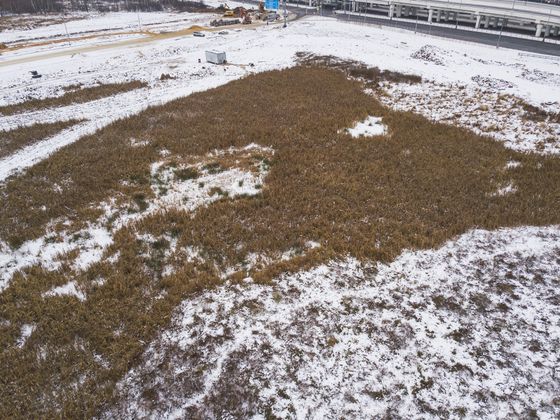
[1,7,559,418]
[0,11,210,44]
[108,225,560,419]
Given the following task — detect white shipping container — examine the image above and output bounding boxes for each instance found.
[205,50,227,64]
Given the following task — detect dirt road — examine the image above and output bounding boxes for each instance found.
[0,21,265,67]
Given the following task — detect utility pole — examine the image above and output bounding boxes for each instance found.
[497,0,515,48]
[283,0,287,28]
[64,21,70,46]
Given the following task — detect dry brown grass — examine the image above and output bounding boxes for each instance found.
[0,120,80,159]
[296,52,422,87]
[519,100,560,124]
[0,81,147,116]
[1,62,560,418]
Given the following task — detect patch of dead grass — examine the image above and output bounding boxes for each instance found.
[519,100,560,124]
[0,81,147,116]
[0,120,80,159]
[0,61,559,417]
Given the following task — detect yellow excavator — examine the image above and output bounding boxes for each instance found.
[222,3,234,17]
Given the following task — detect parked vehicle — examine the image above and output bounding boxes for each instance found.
[193,31,205,37]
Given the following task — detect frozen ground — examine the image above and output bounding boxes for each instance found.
[108,225,560,419]
[1,8,559,418]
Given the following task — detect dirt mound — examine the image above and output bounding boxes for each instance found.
[521,69,560,86]
[410,45,447,66]
[471,75,514,91]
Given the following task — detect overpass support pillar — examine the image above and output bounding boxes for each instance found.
[436,9,441,22]
[428,9,433,24]
[544,25,551,37]
[553,26,559,37]
[475,13,481,29]
[535,22,543,37]
[396,4,402,18]
[389,4,394,18]
[484,15,490,29]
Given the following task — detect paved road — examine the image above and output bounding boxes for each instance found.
[335,11,560,56]
[263,1,560,57]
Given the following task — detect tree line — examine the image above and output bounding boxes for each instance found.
[0,0,208,14]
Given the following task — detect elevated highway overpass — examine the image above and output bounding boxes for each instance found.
[347,0,560,38]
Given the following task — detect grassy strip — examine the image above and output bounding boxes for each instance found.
[296,51,422,87]
[520,101,560,124]
[0,64,559,418]
[0,81,148,116]
[0,120,80,159]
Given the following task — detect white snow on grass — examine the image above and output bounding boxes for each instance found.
[492,182,518,197]
[0,145,273,292]
[108,225,560,419]
[16,323,36,348]
[345,115,387,138]
[42,281,86,301]
[379,80,560,154]
[506,160,522,169]
[151,163,265,213]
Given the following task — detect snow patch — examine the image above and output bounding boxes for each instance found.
[345,116,387,138]
[492,182,518,197]
[17,324,36,348]
[42,281,86,301]
[505,160,522,169]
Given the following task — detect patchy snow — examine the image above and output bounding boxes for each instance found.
[379,80,560,154]
[0,145,272,292]
[108,225,560,419]
[1,10,559,416]
[0,71,244,180]
[42,281,86,301]
[151,163,265,213]
[345,115,387,138]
